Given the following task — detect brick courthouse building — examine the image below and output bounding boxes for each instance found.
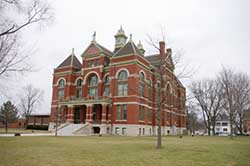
[49,27,186,136]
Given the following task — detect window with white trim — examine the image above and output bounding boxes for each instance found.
[117,70,128,96]
[116,104,127,120]
[58,79,65,99]
[103,75,110,96]
[76,79,82,98]
[88,74,98,96]
[139,72,145,97]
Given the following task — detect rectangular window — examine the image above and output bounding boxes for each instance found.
[223,128,228,132]
[122,105,127,120]
[222,122,228,126]
[116,104,127,120]
[139,84,144,97]
[103,86,110,96]
[58,89,64,99]
[76,89,82,98]
[115,127,119,135]
[122,128,126,135]
[116,105,121,120]
[88,88,98,96]
[139,106,145,121]
[147,110,152,122]
[118,84,128,96]
[148,87,152,99]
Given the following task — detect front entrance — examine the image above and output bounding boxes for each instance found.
[92,104,102,124]
[74,106,86,124]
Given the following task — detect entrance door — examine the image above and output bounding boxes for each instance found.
[92,104,102,124]
[74,108,80,124]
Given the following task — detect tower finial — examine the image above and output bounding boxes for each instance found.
[92,31,96,42]
[129,34,132,41]
[72,48,75,55]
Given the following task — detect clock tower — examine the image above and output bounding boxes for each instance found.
[114,26,127,52]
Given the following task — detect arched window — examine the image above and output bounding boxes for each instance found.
[58,79,65,99]
[88,74,98,96]
[117,70,128,96]
[139,72,145,97]
[103,75,110,96]
[166,84,172,105]
[148,80,152,99]
[76,79,82,99]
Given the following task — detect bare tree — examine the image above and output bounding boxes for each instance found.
[146,28,191,148]
[190,79,222,136]
[146,32,196,80]
[19,84,43,128]
[219,68,250,136]
[186,100,199,134]
[0,100,18,133]
[0,0,53,78]
[218,68,237,138]
[233,72,250,134]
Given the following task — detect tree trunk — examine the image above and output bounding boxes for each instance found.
[239,118,243,135]
[25,117,29,129]
[156,101,162,149]
[5,122,8,133]
[230,116,233,139]
[207,128,211,136]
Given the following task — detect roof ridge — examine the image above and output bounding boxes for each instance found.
[131,41,137,54]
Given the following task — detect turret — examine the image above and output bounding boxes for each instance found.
[114,26,127,52]
[137,40,145,56]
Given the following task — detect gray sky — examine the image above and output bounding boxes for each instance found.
[5,0,250,114]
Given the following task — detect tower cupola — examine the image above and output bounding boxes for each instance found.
[137,40,145,55]
[114,26,127,51]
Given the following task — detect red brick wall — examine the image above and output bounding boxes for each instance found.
[50,42,186,128]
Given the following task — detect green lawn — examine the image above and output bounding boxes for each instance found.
[0,128,50,134]
[0,136,249,166]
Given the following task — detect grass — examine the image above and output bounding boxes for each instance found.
[0,128,50,134]
[0,136,250,166]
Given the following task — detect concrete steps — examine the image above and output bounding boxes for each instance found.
[57,123,91,136]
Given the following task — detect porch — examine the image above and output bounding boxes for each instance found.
[57,103,111,126]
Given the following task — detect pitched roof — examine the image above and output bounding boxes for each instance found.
[145,54,161,62]
[95,42,113,56]
[81,41,113,57]
[175,76,185,88]
[114,41,141,56]
[218,114,229,121]
[145,53,174,69]
[57,54,82,69]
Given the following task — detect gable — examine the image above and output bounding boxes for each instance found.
[81,42,113,58]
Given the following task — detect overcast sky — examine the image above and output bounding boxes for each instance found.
[3,0,250,114]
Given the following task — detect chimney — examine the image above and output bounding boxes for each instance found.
[166,48,172,57]
[159,41,165,60]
